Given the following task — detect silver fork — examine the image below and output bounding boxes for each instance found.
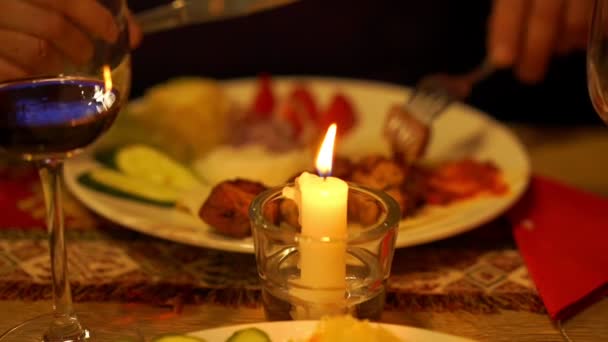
[384,58,496,162]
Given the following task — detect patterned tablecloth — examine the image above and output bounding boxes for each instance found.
[0,164,544,314]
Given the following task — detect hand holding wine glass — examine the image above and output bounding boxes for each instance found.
[0,0,139,341]
[0,0,141,83]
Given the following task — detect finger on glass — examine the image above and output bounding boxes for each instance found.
[0,57,26,82]
[127,10,143,48]
[0,29,63,75]
[0,0,94,65]
[27,0,119,43]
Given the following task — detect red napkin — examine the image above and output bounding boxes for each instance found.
[508,176,608,321]
[0,166,44,229]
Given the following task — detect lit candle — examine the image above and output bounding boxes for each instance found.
[283,123,348,310]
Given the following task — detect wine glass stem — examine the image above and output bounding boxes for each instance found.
[39,161,85,341]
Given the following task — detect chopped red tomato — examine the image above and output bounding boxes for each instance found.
[289,84,319,121]
[318,92,357,136]
[276,99,306,138]
[276,84,319,138]
[250,73,275,118]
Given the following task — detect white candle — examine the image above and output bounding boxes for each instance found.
[283,124,348,308]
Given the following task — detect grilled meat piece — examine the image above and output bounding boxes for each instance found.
[351,156,406,190]
[400,165,427,214]
[384,187,406,217]
[332,155,355,180]
[199,179,267,238]
[285,156,353,183]
[347,155,422,218]
[348,191,381,226]
[279,199,300,229]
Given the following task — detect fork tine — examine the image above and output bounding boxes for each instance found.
[385,59,495,163]
[408,89,453,123]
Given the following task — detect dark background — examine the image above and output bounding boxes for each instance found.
[129,0,601,125]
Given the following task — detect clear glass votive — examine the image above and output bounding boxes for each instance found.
[249,182,401,321]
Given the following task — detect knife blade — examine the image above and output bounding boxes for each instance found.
[136,0,299,35]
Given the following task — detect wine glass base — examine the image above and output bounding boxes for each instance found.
[0,312,143,342]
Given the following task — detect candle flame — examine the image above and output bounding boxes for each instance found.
[103,65,112,92]
[316,123,337,177]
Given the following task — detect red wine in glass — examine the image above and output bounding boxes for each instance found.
[0,77,121,160]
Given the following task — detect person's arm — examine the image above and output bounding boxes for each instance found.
[0,0,140,82]
[487,0,592,84]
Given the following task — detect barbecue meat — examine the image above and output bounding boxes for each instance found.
[199,155,506,239]
[199,179,267,238]
[351,155,406,190]
[348,191,381,225]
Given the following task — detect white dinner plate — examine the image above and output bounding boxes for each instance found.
[64,77,530,253]
[185,320,476,341]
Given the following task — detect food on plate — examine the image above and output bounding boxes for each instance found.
[275,83,320,140]
[76,75,508,242]
[193,76,357,187]
[130,77,232,160]
[305,315,402,342]
[149,316,400,341]
[229,116,301,152]
[383,104,430,162]
[347,155,425,216]
[78,168,181,207]
[147,316,401,342]
[317,92,357,137]
[192,144,312,187]
[89,75,359,203]
[199,179,267,238]
[244,75,358,145]
[289,83,320,121]
[80,144,204,207]
[424,159,508,205]
[198,154,507,238]
[342,156,507,211]
[151,335,207,342]
[97,144,202,191]
[225,327,271,342]
[250,73,275,118]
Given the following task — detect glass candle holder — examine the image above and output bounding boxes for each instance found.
[250,182,401,321]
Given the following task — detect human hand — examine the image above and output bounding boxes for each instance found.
[488,0,592,84]
[0,0,141,82]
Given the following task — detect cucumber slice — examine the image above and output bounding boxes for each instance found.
[226,328,271,342]
[114,144,201,191]
[151,335,207,342]
[94,144,201,191]
[78,168,180,207]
